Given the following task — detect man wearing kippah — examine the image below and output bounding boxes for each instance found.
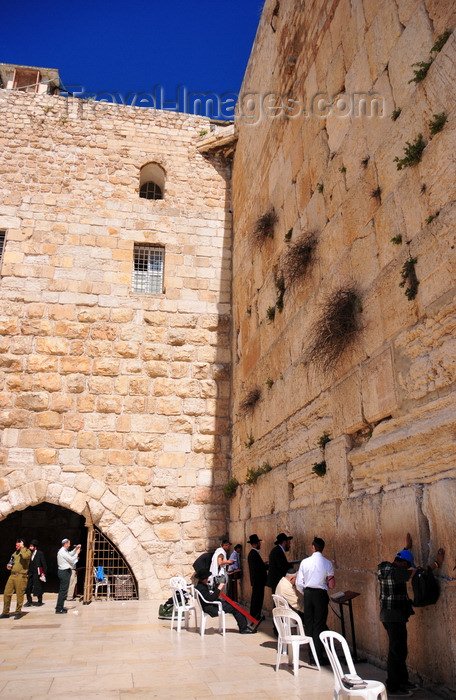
[378,532,445,697]
[56,538,81,614]
[0,538,31,619]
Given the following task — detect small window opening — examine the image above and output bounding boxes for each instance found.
[140,181,163,200]
[132,244,164,294]
[139,162,165,200]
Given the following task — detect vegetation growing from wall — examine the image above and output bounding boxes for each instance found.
[400,256,419,300]
[223,477,239,498]
[306,287,363,373]
[282,233,316,286]
[252,208,278,247]
[239,387,261,414]
[394,134,426,170]
[246,462,272,485]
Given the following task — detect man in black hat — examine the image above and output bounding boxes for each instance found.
[266,532,293,593]
[195,569,254,634]
[0,538,31,619]
[247,534,267,620]
[25,540,47,607]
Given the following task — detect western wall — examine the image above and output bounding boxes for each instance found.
[230,0,455,694]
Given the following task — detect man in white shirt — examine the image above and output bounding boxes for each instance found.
[56,538,81,614]
[209,539,233,584]
[296,537,335,664]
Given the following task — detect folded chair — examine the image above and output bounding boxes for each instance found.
[169,576,197,633]
[319,630,387,699]
[194,588,226,636]
[273,607,320,676]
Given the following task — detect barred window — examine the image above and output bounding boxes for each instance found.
[139,181,163,200]
[132,244,164,294]
[0,231,5,272]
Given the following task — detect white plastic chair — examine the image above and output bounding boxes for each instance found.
[273,607,320,676]
[169,576,197,633]
[194,587,226,636]
[320,631,387,700]
[93,567,110,600]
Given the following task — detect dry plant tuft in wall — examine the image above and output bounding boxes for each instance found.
[306,286,363,373]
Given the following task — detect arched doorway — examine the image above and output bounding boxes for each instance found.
[0,503,138,601]
[0,502,86,593]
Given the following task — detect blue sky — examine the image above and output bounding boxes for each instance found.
[2,1,263,118]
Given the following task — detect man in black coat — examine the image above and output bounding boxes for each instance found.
[195,569,254,634]
[25,539,47,607]
[247,534,267,620]
[266,532,293,593]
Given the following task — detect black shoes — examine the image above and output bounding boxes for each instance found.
[240,627,255,634]
[55,608,68,614]
[34,602,44,607]
[13,614,22,620]
[23,602,33,607]
[0,613,9,619]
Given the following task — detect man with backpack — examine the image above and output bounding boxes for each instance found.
[377,533,445,697]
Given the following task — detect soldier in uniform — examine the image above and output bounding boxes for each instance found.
[1,538,31,619]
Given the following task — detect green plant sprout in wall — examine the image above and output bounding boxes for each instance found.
[391,108,402,121]
[317,182,324,193]
[276,274,285,312]
[431,30,451,54]
[391,234,403,245]
[312,461,327,477]
[266,305,276,322]
[265,378,274,389]
[285,228,293,241]
[317,431,331,449]
[246,462,272,485]
[399,256,419,300]
[429,113,447,136]
[394,134,426,170]
[409,59,433,84]
[244,433,255,448]
[223,477,239,498]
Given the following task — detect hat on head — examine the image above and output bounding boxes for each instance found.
[16,537,24,543]
[287,568,297,576]
[30,539,39,547]
[197,568,211,581]
[396,549,416,568]
[247,534,262,544]
[275,532,293,545]
[61,538,70,545]
[222,538,231,546]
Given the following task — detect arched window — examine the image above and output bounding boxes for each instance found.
[139,162,165,200]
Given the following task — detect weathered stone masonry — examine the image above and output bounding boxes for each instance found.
[230,0,455,694]
[0,88,232,598]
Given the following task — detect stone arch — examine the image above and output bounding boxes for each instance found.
[0,475,160,599]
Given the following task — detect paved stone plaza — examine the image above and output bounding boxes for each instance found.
[0,596,441,699]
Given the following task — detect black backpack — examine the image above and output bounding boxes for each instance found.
[412,567,440,607]
[192,551,214,574]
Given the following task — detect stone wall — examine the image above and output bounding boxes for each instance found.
[230,0,455,693]
[0,89,232,597]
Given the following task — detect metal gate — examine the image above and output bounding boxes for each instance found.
[83,507,138,604]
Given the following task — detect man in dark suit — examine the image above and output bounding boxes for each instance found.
[195,569,254,634]
[25,539,47,607]
[247,534,267,620]
[266,532,293,593]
